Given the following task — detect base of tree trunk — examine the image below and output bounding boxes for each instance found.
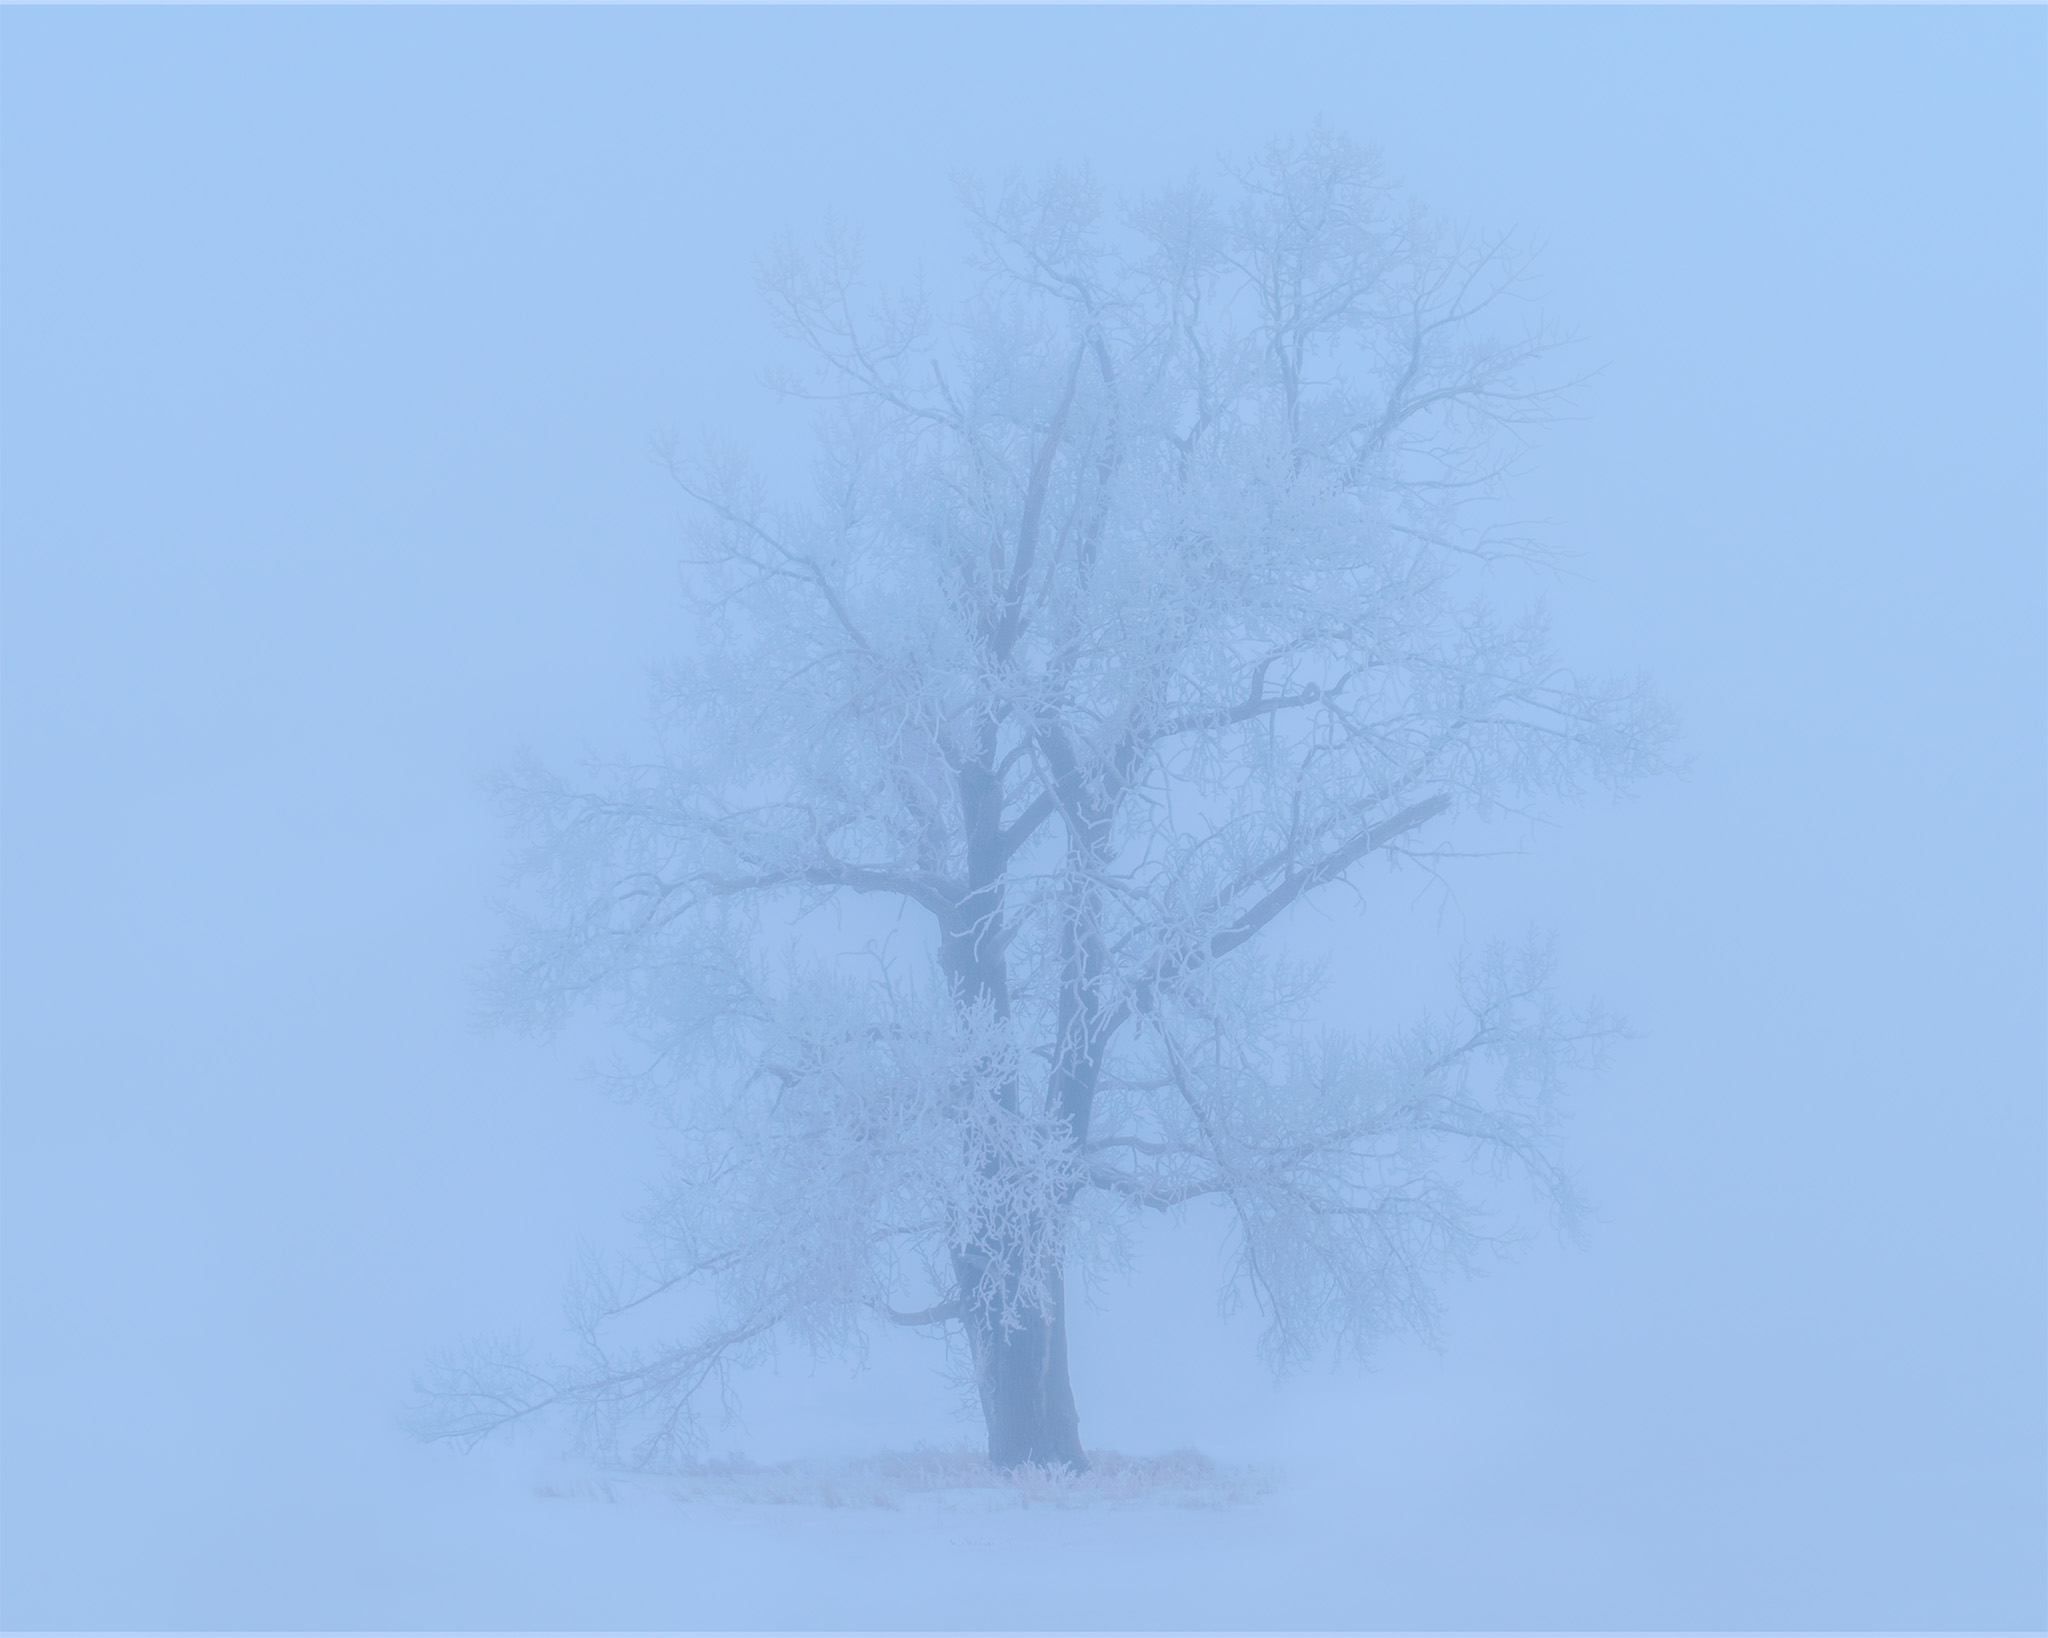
[968,1269,1088,1471]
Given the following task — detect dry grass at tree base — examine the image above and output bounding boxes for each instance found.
[534,1446,1272,1511]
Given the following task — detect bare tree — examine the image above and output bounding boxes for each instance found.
[421,130,1670,1472]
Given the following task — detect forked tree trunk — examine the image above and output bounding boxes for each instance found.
[961,1260,1087,1471]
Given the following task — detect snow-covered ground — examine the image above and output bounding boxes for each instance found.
[9,1432,1632,1630]
[8,1216,2037,1631]
[535,1446,1273,1513]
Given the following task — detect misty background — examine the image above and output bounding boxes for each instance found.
[3,7,2042,1629]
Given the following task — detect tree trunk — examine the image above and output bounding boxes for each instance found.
[963,1262,1088,1471]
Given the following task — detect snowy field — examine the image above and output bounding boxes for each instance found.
[10,1199,2034,1630]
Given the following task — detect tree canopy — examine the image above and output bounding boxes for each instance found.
[421,129,1671,1470]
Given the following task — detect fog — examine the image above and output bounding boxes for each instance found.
[3,8,2042,1629]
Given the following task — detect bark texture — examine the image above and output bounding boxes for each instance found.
[965,1266,1086,1471]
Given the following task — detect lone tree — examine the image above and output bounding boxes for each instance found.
[425,131,1668,1471]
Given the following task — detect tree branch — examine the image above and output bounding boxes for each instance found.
[883,1300,962,1327]
[1209,793,1451,963]
[700,862,960,919]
